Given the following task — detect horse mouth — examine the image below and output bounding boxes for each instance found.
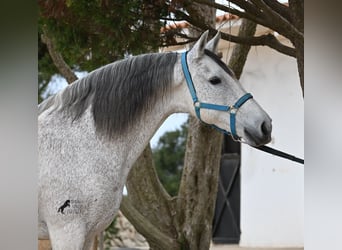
[243,128,272,147]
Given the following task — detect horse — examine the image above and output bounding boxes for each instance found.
[38,31,272,249]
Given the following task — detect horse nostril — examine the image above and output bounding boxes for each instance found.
[261,121,270,136]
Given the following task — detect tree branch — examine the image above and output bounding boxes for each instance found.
[122,146,178,249]
[173,32,198,40]
[191,0,302,44]
[191,0,266,27]
[220,31,296,58]
[288,0,304,96]
[161,39,195,47]
[40,27,77,84]
[250,0,303,40]
[228,19,257,78]
[173,11,296,58]
[160,16,184,22]
[288,0,304,33]
[225,0,262,16]
[120,197,179,249]
[263,0,292,22]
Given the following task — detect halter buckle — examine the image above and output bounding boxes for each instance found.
[194,101,201,108]
[229,106,238,114]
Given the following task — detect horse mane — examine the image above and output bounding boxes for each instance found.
[38,52,178,138]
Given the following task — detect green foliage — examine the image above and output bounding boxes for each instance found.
[39,0,166,67]
[152,120,188,196]
[38,0,168,102]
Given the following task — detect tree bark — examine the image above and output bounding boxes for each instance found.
[289,0,304,96]
[177,120,223,250]
[121,146,180,250]
[228,19,257,79]
[174,3,221,249]
[40,27,77,84]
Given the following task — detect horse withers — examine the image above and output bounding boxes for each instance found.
[38,31,271,249]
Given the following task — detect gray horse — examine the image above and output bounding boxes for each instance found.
[38,31,272,249]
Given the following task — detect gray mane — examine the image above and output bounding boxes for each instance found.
[39,52,178,138]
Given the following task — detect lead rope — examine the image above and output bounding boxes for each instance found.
[253,145,304,164]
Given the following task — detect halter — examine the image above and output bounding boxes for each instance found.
[181,51,253,141]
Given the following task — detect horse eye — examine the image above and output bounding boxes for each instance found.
[209,76,221,85]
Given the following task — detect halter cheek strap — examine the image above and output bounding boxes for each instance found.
[181,51,253,140]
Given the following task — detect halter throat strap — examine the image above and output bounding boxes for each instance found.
[181,51,253,140]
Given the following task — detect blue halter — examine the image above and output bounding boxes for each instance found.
[181,51,253,140]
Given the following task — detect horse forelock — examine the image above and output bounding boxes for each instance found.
[41,52,178,139]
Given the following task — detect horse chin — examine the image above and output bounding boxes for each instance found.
[242,129,271,147]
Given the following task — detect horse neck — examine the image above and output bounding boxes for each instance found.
[120,57,190,168]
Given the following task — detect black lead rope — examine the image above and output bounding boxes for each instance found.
[253,145,304,165]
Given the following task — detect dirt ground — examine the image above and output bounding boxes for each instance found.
[38,240,304,250]
[38,240,51,250]
[210,244,303,250]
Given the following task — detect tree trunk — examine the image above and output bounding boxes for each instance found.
[289,0,304,96]
[175,3,220,249]
[228,19,257,79]
[121,146,180,250]
[177,119,223,249]
[293,37,304,96]
[93,235,98,250]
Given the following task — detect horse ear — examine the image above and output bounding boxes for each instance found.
[190,30,209,58]
[205,31,221,53]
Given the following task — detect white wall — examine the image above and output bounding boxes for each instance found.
[236,42,304,247]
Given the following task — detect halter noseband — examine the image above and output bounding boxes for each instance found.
[181,51,253,141]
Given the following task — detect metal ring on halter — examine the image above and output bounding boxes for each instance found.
[231,135,244,143]
[229,106,238,114]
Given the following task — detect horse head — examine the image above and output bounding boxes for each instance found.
[182,31,272,146]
